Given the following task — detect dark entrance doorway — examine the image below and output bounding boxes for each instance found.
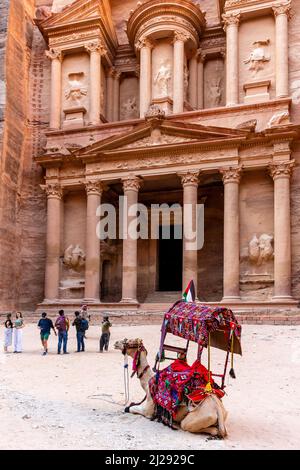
[158,225,182,291]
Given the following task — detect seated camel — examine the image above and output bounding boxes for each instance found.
[114,338,228,437]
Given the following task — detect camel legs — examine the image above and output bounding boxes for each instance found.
[125,396,155,419]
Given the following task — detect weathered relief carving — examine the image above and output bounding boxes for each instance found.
[184,64,189,100]
[63,244,86,270]
[291,80,300,105]
[206,76,222,107]
[119,132,198,149]
[248,234,274,266]
[35,6,52,20]
[267,111,290,128]
[154,61,172,97]
[121,97,138,120]
[64,72,87,106]
[236,119,257,131]
[244,40,270,74]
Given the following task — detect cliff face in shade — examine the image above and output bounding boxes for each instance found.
[0,0,47,312]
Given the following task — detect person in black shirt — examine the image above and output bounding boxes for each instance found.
[4,313,13,352]
[37,312,56,356]
[72,311,85,352]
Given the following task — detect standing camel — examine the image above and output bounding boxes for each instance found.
[114,338,228,437]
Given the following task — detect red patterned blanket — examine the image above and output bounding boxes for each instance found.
[149,359,224,426]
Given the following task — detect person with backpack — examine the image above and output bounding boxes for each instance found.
[72,311,88,352]
[55,310,70,355]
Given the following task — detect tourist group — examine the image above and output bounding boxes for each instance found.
[2,306,112,356]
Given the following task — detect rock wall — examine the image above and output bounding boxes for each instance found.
[0,0,48,312]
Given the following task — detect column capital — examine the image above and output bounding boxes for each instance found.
[222,11,241,30]
[45,48,63,61]
[44,183,63,199]
[122,176,142,192]
[85,180,103,196]
[84,40,107,56]
[108,67,116,78]
[135,37,155,51]
[220,166,242,184]
[272,1,292,18]
[173,30,190,43]
[178,170,200,186]
[196,49,206,63]
[269,160,295,180]
[115,70,122,80]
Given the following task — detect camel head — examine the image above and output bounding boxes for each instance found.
[114,338,146,359]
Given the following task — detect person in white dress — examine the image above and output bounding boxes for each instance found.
[14,312,24,353]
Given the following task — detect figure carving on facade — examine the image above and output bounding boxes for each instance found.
[121,97,138,119]
[267,111,290,128]
[64,72,87,106]
[35,6,52,20]
[154,60,172,97]
[248,234,274,266]
[291,80,300,105]
[63,244,85,270]
[206,76,222,107]
[184,64,189,100]
[244,40,271,74]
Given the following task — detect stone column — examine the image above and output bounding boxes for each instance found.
[188,53,198,109]
[136,38,153,118]
[273,1,291,98]
[121,176,141,303]
[223,12,240,106]
[45,49,63,129]
[197,50,205,109]
[180,171,199,294]
[84,181,103,301]
[44,183,63,300]
[269,160,294,299]
[113,71,121,121]
[173,31,189,114]
[85,41,107,125]
[106,68,115,122]
[220,167,242,301]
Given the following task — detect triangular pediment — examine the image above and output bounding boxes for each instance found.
[37,0,101,29]
[75,119,249,158]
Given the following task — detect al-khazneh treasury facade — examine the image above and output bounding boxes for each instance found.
[1,0,300,315]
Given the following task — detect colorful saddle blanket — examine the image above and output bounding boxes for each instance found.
[149,359,223,424]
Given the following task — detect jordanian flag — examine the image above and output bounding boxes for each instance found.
[182,280,196,302]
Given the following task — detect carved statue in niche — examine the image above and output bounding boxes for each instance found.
[206,76,222,107]
[244,40,271,74]
[291,79,300,105]
[248,234,274,266]
[100,87,105,113]
[184,64,189,100]
[154,60,171,97]
[64,72,87,107]
[121,96,138,119]
[63,244,85,270]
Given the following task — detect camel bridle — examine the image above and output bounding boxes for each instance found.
[120,338,150,379]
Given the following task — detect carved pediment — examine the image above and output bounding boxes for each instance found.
[74,119,249,160]
[118,133,199,150]
[36,0,118,49]
[36,0,100,27]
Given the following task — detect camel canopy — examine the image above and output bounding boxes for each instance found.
[155,300,242,389]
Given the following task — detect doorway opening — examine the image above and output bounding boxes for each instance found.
[158,224,182,291]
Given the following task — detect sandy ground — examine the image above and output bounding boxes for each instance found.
[0,322,299,450]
